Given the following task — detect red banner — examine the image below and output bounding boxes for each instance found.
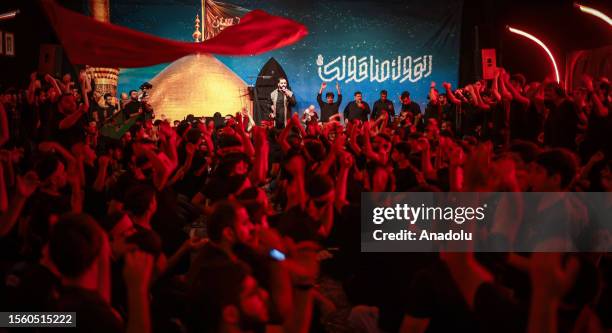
[40,0,307,68]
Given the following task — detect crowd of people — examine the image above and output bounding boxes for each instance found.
[0,65,610,333]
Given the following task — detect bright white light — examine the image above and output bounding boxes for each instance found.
[576,3,612,26]
[0,10,19,21]
[507,26,560,84]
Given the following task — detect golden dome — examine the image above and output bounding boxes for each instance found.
[148,54,250,122]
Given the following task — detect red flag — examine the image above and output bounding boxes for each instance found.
[40,0,308,68]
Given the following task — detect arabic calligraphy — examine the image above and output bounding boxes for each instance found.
[211,16,241,30]
[316,54,433,84]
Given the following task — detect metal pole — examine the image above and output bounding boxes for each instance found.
[201,0,206,41]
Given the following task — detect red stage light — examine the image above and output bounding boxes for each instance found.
[575,3,612,26]
[507,26,561,84]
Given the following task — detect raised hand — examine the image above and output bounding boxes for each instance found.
[338,151,354,169]
[321,82,327,89]
[581,74,594,92]
[442,82,452,90]
[98,155,111,169]
[530,253,579,301]
[16,171,39,197]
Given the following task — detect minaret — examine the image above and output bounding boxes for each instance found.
[87,0,120,99]
[192,14,202,42]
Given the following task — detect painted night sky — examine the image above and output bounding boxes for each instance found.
[110,0,463,114]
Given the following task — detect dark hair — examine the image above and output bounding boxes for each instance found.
[123,184,157,217]
[534,149,577,189]
[49,213,102,279]
[189,261,250,332]
[186,128,203,144]
[129,90,138,95]
[103,93,112,99]
[401,91,411,99]
[394,142,411,157]
[544,82,566,98]
[325,92,334,98]
[381,90,388,95]
[207,201,243,242]
[305,174,334,198]
[34,155,63,181]
[218,134,242,149]
[510,73,526,87]
[509,140,541,164]
[354,91,362,96]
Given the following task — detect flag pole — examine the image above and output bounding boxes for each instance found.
[201,0,206,41]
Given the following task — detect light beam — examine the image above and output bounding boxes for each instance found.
[507,26,561,84]
[575,3,612,26]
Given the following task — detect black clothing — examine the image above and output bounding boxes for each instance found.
[123,100,142,119]
[343,101,371,121]
[51,286,124,333]
[372,99,395,120]
[401,101,421,118]
[317,93,342,122]
[509,100,530,140]
[544,99,579,149]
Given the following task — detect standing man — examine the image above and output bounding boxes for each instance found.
[343,91,371,122]
[372,90,395,121]
[317,82,342,122]
[269,77,296,129]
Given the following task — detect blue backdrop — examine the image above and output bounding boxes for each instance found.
[112,0,463,114]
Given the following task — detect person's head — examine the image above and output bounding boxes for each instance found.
[392,141,412,163]
[573,87,589,106]
[373,133,392,156]
[325,91,334,103]
[49,213,103,280]
[305,174,335,221]
[380,90,388,101]
[236,187,271,226]
[510,74,526,91]
[35,155,67,190]
[401,91,411,104]
[120,92,129,102]
[354,91,363,103]
[123,185,157,222]
[129,90,139,101]
[531,149,577,191]
[191,262,269,333]
[587,159,612,192]
[207,201,254,246]
[103,93,113,106]
[58,93,77,114]
[508,140,542,191]
[544,82,566,102]
[62,73,72,84]
[277,78,288,90]
[438,93,448,106]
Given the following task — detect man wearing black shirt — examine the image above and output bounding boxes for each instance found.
[123,90,142,120]
[343,91,370,122]
[316,82,342,122]
[372,90,395,121]
[391,142,419,191]
[543,83,579,150]
[400,90,421,119]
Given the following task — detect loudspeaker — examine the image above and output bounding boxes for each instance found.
[38,44,63,77]
[481,48,496,80]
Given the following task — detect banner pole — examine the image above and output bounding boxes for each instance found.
[201,0,206,41]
